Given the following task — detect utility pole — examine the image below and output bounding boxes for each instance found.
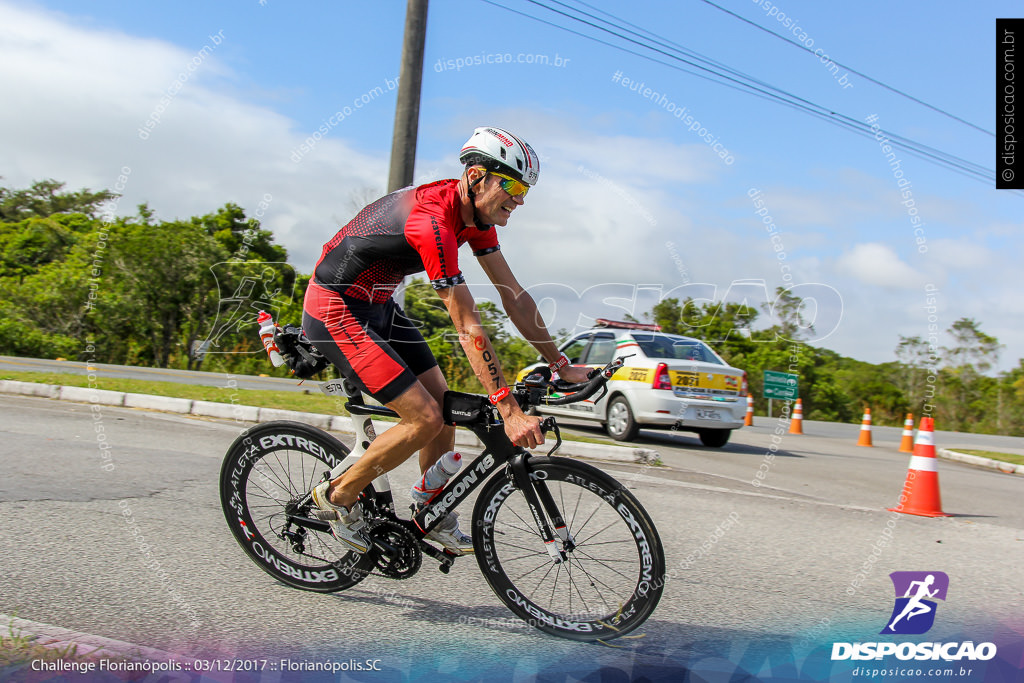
[387,0,429,193]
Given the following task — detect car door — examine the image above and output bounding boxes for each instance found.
[567,332,617,418]
[541,333,592,417]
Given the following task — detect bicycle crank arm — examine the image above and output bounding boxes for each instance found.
[418,540,457,574]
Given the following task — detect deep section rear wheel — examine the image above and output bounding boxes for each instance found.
[219,421,375,592]
[473,457,664,641]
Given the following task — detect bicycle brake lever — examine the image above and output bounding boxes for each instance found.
[541,417,562,457]
[593,384,609,406]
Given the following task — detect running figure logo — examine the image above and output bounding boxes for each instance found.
[881,571,949,635]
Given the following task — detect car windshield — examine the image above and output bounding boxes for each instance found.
[631,334,724,365]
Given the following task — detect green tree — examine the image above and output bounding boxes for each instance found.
[761,286,815,342]
[0,179,116,221]
[105,218,229,367]
[894,335,933,412]
[938,318,1002,431]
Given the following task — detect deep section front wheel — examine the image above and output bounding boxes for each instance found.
[472,457,665,640]
[219,420,374,592]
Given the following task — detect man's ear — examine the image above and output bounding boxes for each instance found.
[464,165,487,184]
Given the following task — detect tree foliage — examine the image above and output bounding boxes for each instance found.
[2,179,1023,435]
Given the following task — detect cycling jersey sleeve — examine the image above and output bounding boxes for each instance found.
[405,194,466,290]
[468,225,500,257]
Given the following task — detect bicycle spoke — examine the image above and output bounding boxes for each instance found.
[558,483,586,535]
[572,548,638,585]
[549,561,564,609]
[574,517,622,547]
[248,477,289,505]
[566,497,606,541]
[574,537,635,550]
[498,551,550,567]
[504,506,543,539]
[494,536,549,554]
[267,451,296,496]
[563,562,598,618]
[531,559,558,596]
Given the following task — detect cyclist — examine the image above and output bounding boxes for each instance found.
[303,127,590,555]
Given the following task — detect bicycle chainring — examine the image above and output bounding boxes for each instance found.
[367,519,421,580]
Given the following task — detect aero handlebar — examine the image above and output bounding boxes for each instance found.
[514,356,629,409]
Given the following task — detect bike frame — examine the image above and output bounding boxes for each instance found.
[301,377,571,563]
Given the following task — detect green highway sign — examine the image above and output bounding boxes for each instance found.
[764,370,799,400]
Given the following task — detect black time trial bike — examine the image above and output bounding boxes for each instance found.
[219,337,665,641]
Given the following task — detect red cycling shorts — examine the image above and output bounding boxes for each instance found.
[302,281,438,405]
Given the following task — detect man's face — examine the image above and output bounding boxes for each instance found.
[469,168,526,227]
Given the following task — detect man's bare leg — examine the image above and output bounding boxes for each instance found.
[415,366,455,473]
[326,380,443,510]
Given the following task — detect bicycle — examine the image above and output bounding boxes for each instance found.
[219,330,665,641]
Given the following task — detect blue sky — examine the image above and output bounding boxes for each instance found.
[1,0,1020,369]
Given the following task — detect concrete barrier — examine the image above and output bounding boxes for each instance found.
[258,407,333,431]
[0,379,60,399]
[58,385,125,406]
[938,448,1024,475]
[124,392,192,414]
[192,399,260,423]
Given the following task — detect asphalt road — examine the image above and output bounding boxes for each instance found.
[1,393,1021,678]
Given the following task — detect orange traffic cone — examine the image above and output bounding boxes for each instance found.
[744,394,754,426]
[898,413,915,453]
[857,407,873,447]
[888,417,950,517]
[788,398,804,434]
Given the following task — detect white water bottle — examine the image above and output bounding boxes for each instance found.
[410,451,462,504]
[257,311,285,367]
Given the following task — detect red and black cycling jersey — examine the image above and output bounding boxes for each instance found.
[312,179,500,303]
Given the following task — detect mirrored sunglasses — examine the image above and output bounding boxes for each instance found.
[490,171,529,198]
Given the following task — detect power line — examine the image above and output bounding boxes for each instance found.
[478,0,998,186]
[694,0,994,137]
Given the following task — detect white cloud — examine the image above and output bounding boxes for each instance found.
[835,243,924,290]
[0,1,385,273]
[925,238,993,271]
[2,1,1023,370]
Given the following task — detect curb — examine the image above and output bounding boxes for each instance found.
[938,448,1024,476]
[0,380,658,465]
[2,613,181,663]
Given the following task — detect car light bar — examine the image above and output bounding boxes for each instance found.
[594,318,662,331]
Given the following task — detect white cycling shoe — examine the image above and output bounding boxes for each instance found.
[310,481,371,554]
[425,511,474,555]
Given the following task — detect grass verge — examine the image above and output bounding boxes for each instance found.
[0,369,350,416]
[952,449,1024,467]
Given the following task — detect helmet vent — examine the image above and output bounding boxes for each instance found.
[499,148,507,159]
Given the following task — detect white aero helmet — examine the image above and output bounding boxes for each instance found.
[459,126,540,186]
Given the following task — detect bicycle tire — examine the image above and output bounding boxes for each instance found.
[472,457,665,641]
[219,420,375,592]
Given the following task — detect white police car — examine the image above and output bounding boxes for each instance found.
[517,319,747,446]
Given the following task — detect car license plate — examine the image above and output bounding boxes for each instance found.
[696,409,721,421]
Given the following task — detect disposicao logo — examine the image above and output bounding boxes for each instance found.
[881,571,948,635]
[831,571,997,662]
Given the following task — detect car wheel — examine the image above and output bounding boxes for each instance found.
[606,396,640,442]
[698,429,731,448]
